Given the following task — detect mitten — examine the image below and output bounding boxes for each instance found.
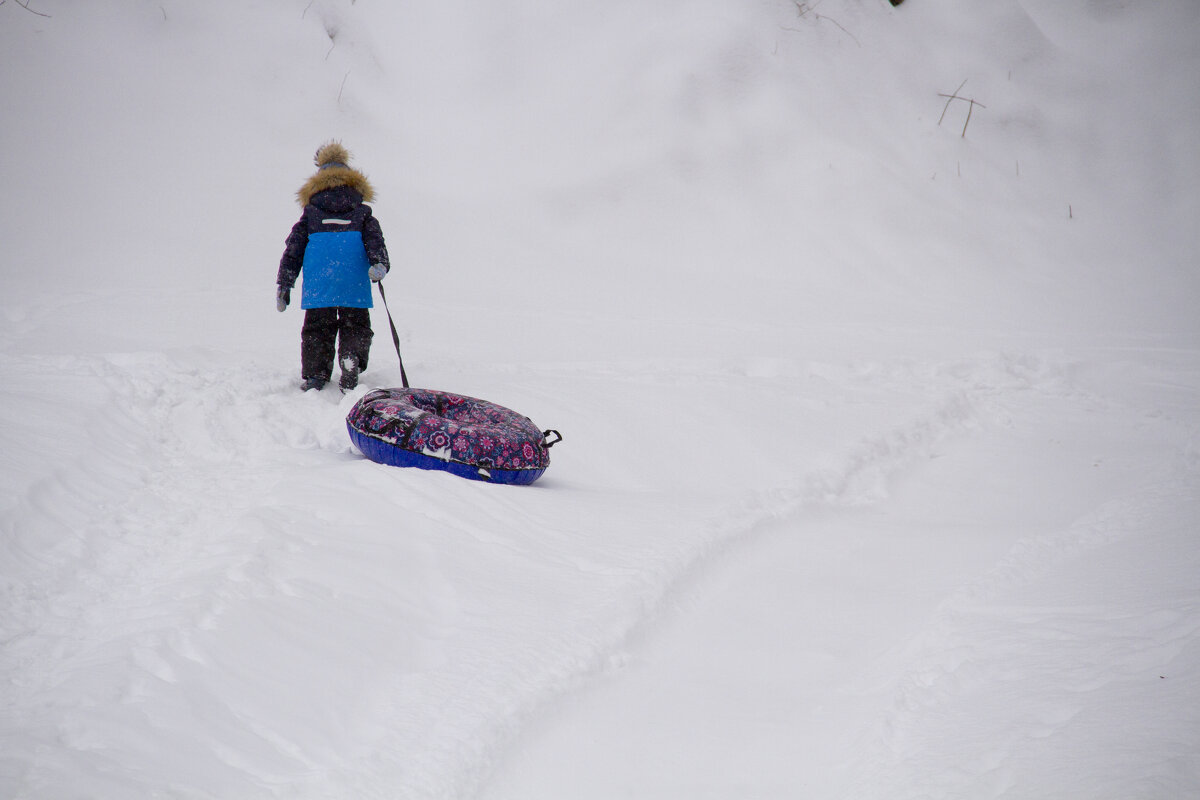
[276,285,290,312]
[368,263,387,282]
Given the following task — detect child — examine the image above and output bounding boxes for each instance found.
[276,141,391,391]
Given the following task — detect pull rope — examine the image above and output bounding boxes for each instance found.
[375,281,410,389]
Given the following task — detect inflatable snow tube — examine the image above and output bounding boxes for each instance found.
[346,388,561,485]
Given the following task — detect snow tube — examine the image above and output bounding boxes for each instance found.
[346,388,561,485]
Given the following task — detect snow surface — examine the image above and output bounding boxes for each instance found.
[2,1,1199,798]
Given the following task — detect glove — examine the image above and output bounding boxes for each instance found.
[276,285,290,312]
[368,263,387,282]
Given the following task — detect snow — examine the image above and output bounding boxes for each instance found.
[2,0,1198,798]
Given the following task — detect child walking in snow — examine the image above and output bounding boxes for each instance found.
[276,141,391,391]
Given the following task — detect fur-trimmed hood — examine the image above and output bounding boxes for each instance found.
[297,141,376,207]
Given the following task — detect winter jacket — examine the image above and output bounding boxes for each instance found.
[277,156,390,310]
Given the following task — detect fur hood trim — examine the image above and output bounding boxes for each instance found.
[297,141,376,206]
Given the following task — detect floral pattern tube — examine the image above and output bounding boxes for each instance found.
[345,388,560,485]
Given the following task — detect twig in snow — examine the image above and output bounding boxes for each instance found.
[938,79,967,126]
[14,0,51,16]
[938,80,986,138]
[337,70,351,106]
[818,13,860,47]
[787,1,861,47]
[323,19,340,60]
[963,97,983,137]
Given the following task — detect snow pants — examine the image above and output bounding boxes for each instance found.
[301,307,373,381]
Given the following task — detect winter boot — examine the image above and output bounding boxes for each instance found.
[339,355,360,391]
[301,376,327,391]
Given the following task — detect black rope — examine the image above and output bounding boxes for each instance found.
[376,281,410,389]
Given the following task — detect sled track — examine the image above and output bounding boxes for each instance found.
[7,350,1196,799]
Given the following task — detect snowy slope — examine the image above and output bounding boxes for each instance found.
[2,1,1198,798]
